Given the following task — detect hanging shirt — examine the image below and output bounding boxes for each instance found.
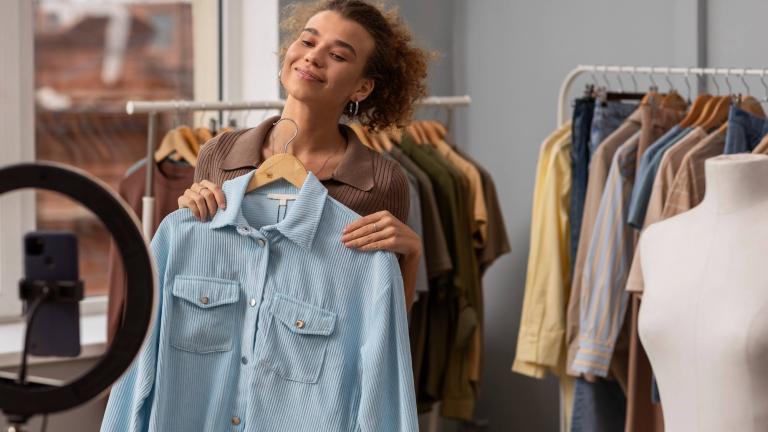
[572,135,639,377]
[660,129,727,220]
[626,125,690,229]
[101,172,417,432]
[566,110,642,375]
[512,122,572,378]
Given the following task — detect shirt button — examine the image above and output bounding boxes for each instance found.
[241,356,248,365]
[231,416,241,425]
[257,238,266,247]
[295,320,305,329]
[200,296,209,305]
[249,298,257,307]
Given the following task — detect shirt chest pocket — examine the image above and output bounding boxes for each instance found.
[170,276,240,354]
[260,294,337,384]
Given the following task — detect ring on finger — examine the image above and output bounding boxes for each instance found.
[373,222,378,232]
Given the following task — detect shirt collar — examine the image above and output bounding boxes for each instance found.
[209,171,328,250]
[221,115,374,192]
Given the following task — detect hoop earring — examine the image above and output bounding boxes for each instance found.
[347,100,359,117]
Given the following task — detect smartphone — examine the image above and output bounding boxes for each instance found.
[23,231,81,357]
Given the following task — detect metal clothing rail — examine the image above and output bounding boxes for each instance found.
[558,64,768,126]
[125,95,471,239]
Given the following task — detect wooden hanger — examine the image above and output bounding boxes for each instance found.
[699,96,732,131]
[430,120,448,138]
[154,128,178,162]
[691,96,723,128]
[752,132,768,155]
[640,90,661,106]
[678,94,713,127]
[376,130,394,151]
[178,125,200,158]
[738,95,766,118]
[407,122,427,144]
[421,121,445,146]
[349,122,382,152]
[660,90,688,112]
[246,118,307,192]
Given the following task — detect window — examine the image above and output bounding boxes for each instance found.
[33,0,194,298]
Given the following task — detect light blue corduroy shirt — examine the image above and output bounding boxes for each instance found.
[101,171,417,432]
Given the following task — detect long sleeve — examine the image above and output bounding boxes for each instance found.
[573,140,637,377]
[356,257,418,432]
[101,224,170,432]
[512,127,572,378]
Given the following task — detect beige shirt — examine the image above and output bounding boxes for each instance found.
[433,139,488,247]
[660,129,727,220]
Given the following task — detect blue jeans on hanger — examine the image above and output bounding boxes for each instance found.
[569,97,595,274]
[724,105,768,154]
[590,101,639,154]
[570,377,627,432]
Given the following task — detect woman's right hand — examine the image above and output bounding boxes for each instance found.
[178,180,227,221]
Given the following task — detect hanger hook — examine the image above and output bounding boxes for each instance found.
[630,67,639,92]
[722,71,733,95]
[615,73,625,92]
[739,70,750,96]
[600,66,611,90]
[648,71,658,91]
[590,70,598,86]
[761,70,768,102]
[271,117,300,154]
[711,74,720,95]
[195,105,205,128]
[683,68,692,102]
[664,73,675,93]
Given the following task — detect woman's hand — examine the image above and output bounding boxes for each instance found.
[178,180,227,221]
[342,211,422,309]
[341,210,421,257]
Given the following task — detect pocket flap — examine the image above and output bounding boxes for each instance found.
[270,294,336,336]
[172,276,239,308]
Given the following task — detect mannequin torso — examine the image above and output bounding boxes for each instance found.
[638,154,768,432]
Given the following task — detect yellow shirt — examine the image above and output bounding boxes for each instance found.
[512,123,572,378]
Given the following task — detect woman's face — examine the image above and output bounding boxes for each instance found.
[281,10,375,112]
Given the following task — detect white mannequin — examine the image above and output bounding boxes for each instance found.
[638,154,768,432]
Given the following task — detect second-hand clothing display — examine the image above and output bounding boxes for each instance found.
[102,172,418,431]
[514,74,768,432]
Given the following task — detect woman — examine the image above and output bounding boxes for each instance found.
[178,0,429,306]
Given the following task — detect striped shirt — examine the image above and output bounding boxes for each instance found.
[573,135,639,376]
[101,172,417,432]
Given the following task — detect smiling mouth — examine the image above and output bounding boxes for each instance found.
[295,68,324,83]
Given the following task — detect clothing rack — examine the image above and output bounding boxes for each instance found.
[556,63,768,432]
[125,95,471,239]
[558,64,768,126]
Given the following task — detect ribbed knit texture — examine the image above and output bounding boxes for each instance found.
[194,127,410,224]
[101,172,417,432]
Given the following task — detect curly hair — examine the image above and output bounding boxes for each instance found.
[280,0,431,131]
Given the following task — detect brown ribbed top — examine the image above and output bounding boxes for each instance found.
[194,116,409,224]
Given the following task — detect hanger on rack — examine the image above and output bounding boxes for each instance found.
[678,94,713,127]
[154,125,198,166]
[246,117,307,192]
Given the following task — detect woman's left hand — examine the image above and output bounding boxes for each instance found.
[341,210,421,258]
